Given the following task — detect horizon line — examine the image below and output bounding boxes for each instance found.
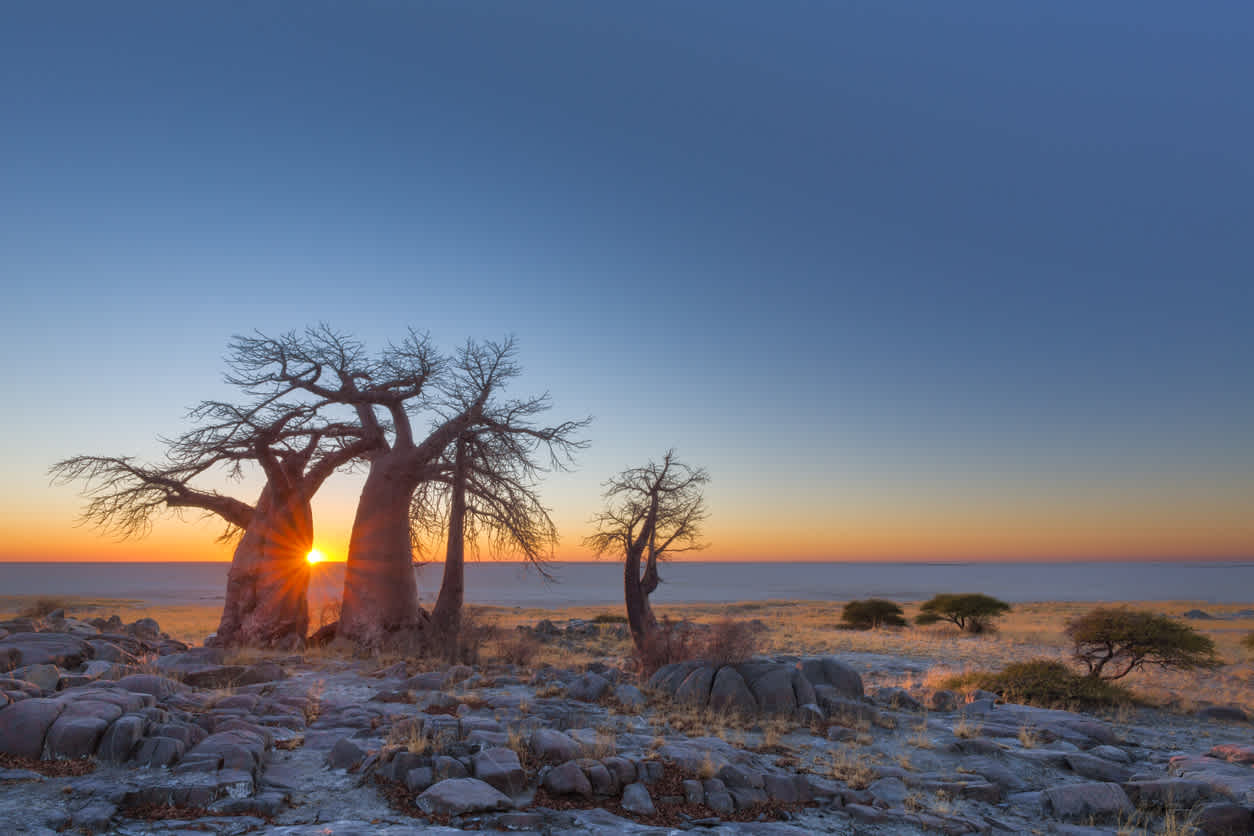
[2,556,1251,565]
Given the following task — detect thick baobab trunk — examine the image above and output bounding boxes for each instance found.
[339,455,424,643]
[215,484,312,647]
[623,546,660,651]
[431,438,468,635]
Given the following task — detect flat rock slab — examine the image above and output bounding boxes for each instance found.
[1122,779,1214,809]
[0,634,92,668]
[1041,782,1134,821]
[416,777,513,815]
[472,746,525,794]
[0,697,65,758]
[1169,754,1254,798]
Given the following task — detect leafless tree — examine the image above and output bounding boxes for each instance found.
[50,397,371,647]
[583,451,709,650]
[412,400,588,636]
[226,327,585,645]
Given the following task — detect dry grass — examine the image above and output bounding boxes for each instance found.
[2,594,1250,716]
[823,749,876,789]
[952,715,983,739]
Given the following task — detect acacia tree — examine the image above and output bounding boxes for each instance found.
[840,599,908,630]
[50,398,370,647]
[226,327,583,645]
[1065,607,1220,681]
[584,451,709,650]
[915,593,1011,634]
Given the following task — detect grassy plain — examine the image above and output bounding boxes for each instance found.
[3,595,1251,714]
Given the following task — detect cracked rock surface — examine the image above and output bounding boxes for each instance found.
[2,613,1253,834]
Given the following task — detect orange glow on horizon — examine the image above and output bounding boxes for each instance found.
[2,494,1251,563]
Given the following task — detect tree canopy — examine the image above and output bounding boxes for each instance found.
[1065,607,1220,681]
[839,599,907,630]
[914,593,1010,633]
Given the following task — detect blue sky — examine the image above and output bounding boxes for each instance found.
[2,1,1252,561]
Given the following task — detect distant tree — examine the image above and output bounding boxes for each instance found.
[1065,607,1221,681]
[583,451,709,651]
[51,398,370,647]
[915,593,1010,634]
[839,599,907,630]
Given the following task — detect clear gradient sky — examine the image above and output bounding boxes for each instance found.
[2,2,1252,563]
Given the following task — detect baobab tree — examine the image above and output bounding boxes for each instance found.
[224,327,585,646]
[584,451,709,650]
[50,398,371,647]
[413,404,586,637]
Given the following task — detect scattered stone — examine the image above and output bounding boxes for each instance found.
[1088,744,1131,763]
[868,775,908,806]
[96,714,145,762]
[1193,801,1254,835]
[543,759,593,797]
[472,747,525,794]
[69,800,116,833]
[134,735,185,767]
[326,737,366,770]
[114,674,184,698]
[1040,782,1134,821]
[620,781,655,815]
[0,697,65,758]
[128,617,161,639]
[1122,779,1213,809]
[799,657,864,698]
[415,777,513,815]
[873,685,924,712]
[566,672,611,702]
[1065,752,1133,782]
[44,714,110,759]
[18,664,61,692]
[433,755,469,780]
[0,633,91,668]
[530,728,579,763]
[709,665,757,716]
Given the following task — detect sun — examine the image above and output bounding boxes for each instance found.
[306,548,326,565]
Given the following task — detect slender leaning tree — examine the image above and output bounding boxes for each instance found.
[414,404,587,636]
[584,451,709,650]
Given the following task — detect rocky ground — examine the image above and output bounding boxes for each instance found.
[1,613,1253,835]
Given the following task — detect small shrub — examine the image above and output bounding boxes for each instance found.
[592,613,628,624]
[700,618,759,665]
[1065,607,1220,681]
[19,597,69,618]
[494,631,541,667]
[944,659,1136,709]
[631,618,705,677]
[406,609,499,665]
[915,593,1010,634]
[839,599,907,630]
[631,616,760,676]
[1241,631,1254,657]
